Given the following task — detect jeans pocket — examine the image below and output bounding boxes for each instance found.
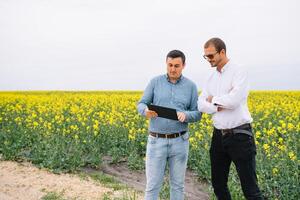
[233,133,252,141]
[148,135,157,144]
[181,132,189,141]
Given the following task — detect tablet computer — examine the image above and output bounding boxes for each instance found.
[147,104,178,121]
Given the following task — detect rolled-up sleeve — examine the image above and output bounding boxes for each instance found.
[184,84,202,122]
[198,86,218,114]
[137,79,155,117]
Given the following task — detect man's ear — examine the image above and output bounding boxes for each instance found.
[221,49,226,55]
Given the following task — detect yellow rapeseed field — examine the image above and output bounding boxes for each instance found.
[0,91,299,199]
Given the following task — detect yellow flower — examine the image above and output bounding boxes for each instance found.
[278,144,286,151]
[256,131,261,138]
[94,131,99,136]
[189,137,195,143]
[288,151,296,161]
[287,123,294,131]
[93,124,99,130]
[128,134,135,140]
[33,121,39,127]
[272,167,278,175]
[263,144,270,151]
[195,131,203,140]
[281,123,286,129]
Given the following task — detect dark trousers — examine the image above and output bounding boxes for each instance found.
[210,125,263,200]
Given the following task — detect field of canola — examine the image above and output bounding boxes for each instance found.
[0,91,299,199]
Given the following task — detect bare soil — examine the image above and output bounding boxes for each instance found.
[0,161,138,200]
[83,157,210,200]
[0,159,209,200]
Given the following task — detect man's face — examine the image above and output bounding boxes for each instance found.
[166,57,185,81]
[203,45,222,67]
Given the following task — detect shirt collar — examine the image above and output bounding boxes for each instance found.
[165,74,184,84]
[218,59,231,73]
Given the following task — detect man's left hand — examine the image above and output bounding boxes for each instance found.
[177,112,186,122]
[206,95,213,103]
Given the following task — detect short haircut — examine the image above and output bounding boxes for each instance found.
[204,38,226,53]
[166,50,186,65]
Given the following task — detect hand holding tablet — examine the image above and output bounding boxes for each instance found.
[147,104,178,121]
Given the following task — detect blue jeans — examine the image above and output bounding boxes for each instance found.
[144,132,189,200]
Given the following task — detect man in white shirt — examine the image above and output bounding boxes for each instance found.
[198,38,263,200]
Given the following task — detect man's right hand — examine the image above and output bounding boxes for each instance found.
[217,107,224,112]
[145,108,158,119]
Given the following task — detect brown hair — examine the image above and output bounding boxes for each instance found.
[204,38,226,53]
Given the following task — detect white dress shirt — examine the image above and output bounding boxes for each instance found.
[198,60,253,129]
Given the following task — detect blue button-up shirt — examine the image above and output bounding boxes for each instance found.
[137,74,201,134]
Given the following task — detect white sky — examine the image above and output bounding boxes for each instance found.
[0,0,299,90]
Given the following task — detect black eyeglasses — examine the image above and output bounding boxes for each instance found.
[203,52,219,60]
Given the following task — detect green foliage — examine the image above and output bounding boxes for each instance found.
[0,91,299,199]
[41,191,66,200]
[88,171,127,191]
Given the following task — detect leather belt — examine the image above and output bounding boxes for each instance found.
[219,123,252,137]
[149,131,186,139]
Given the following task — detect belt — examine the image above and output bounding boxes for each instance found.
[149,131,186,139]
[218,123,252,137]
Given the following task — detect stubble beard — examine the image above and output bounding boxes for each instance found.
[210,61,217,68]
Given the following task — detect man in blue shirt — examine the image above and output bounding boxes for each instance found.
[137,50,201,200]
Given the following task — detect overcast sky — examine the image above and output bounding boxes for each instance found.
[0,0,299,90]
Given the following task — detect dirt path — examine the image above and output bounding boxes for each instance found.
[0,161,139,200]
[83,157,210,200]
[0,160,209,200]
